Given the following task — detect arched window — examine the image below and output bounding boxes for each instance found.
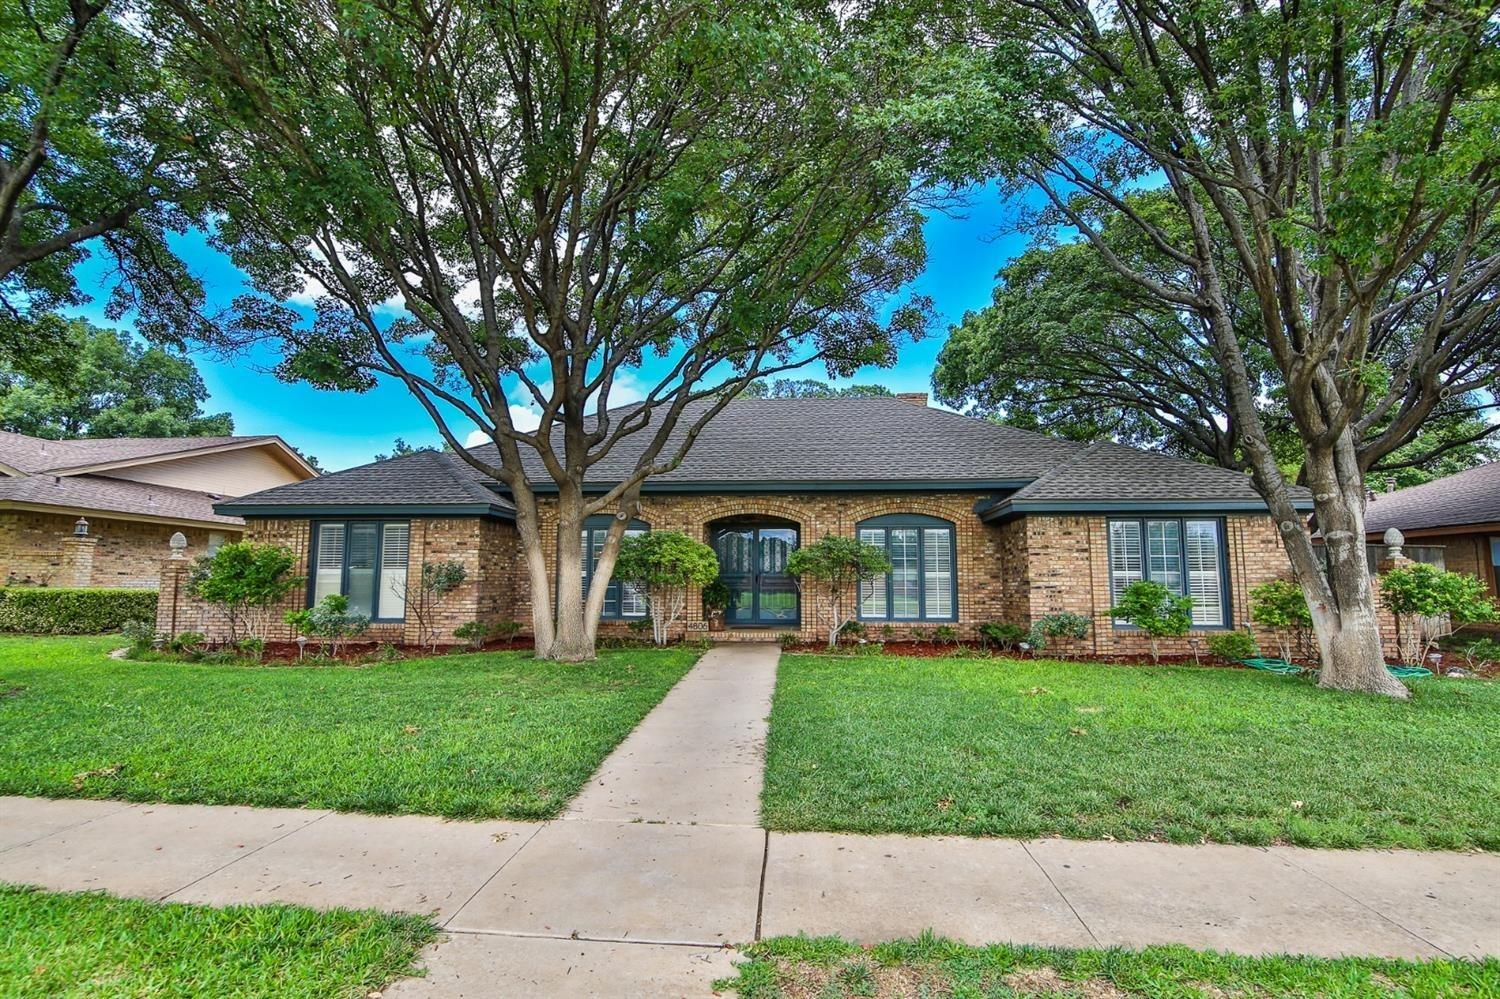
[856,514,957,622]
[581,516,649,619]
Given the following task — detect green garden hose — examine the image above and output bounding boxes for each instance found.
[1239,657,1433,678]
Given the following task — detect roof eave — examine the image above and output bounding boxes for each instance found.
[979,497,1310,523]
[214,501,516,520]
[46,437,319,479]
[0,499,245,530]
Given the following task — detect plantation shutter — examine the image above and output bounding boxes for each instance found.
[1185,520,1225,626]
[1108,520,1143,618]
[922,528,953,619]
[313,523,345,604]
[378,523,410,620]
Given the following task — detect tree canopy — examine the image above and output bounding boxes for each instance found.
[0,320,233,438]
[741,378,895,399]
[151,0,944,660]
[1,0,224,362]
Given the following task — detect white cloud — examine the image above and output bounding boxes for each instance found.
[463,428,490,447]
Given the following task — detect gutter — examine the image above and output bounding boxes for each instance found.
[978,497,1315,523]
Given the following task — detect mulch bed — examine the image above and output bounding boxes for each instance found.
[258,637,533,663]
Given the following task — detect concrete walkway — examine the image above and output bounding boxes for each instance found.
[4,644,1498,997]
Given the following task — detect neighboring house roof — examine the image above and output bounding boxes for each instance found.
[0,430,318,478]
[221,398,1304,520]
[1364,462,1500,535]
[218,448,515,518]
[0,429,318,528]
[0,473,244,527]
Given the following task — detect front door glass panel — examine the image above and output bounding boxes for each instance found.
[711,522,799,625]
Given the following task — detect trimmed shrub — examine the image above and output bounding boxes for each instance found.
[0,587,158,634]
[1207,630,1260,663]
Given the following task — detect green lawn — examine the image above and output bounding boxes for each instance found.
[0,884,435,998]
[721,934,1500,998]
[0,635,697,819]
[763,654,1500,849]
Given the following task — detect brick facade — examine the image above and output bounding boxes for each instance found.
[153,497,1364,658]
[2,510,221,589]
[154,516,524,645]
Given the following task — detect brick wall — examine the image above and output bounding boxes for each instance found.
[2,510,221,589]
[526,491,1029,641]
[150,500,1418,661]
[1023,513,1294,657]
[154,516,524,645]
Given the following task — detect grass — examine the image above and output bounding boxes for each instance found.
[0,884,435,998]
[763,654,1500,849]
[0,635,697,819]
[719,933,1500,998]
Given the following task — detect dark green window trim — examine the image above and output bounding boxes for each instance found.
[856,513,958,623]
[1106,515,1232,630]
[307,518,411,623]
[579,515,650,620]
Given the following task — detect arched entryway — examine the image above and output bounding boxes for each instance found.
[707,515,800,627]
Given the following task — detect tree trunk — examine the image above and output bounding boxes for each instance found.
[1297,445,1409,699]
[545,504,595,662]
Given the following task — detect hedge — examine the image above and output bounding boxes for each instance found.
[0,588,158,635]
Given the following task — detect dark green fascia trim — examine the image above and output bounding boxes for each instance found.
[979,498,1314,523]
[517,478,1035,496]
[215,503,515,520]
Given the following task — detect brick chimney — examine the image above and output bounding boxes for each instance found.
[895,392,929,407]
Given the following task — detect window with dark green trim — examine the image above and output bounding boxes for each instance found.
[581,516,649,619]
[1107,517,1229,627]
[309,520,410,621]
[856,514,957,622]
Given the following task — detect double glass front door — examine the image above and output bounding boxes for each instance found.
[710,521,799,625]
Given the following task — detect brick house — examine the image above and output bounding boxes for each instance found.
[1365,462,1500,635]
[162,396,1317,655]
[0,431,317,588]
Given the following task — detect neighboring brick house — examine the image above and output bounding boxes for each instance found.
[1365,462,1500,635]
[175,396,1319,655]
[0,431,318,589]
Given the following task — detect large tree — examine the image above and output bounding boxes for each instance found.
[0,319,234,438]
[935,198,1500,485]
[152,0,939,660]
[925,0,1500,696]
[1,0,222,360]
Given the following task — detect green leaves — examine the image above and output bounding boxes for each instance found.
[786,535,892,586]
[615,531,719,590]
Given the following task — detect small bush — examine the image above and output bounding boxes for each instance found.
[491,620,522,641]
[168,631,207,656]
[1207,630,1260,663]
[1109,580,1193,663]
[234,636,266,661]
[284,594,369,656]
[1458,637,1500,673]
[932,624,958,646]
[453,620,489,650]
[978,621,1026,652]
[778,631,801,648]
[838,620,866,642]
[1035,612,1090,643]
[0,587,158,635]
[119,619,157,656]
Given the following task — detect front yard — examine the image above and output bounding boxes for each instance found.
[763,654,1500,849]
[0,885,435,998]
[0,636,697,819]
[722,934,1500,998]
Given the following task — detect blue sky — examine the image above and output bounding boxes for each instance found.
[70,183,1031,471]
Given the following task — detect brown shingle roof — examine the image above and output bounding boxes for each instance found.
[224,398,1297,515]
[1364,462,1500,534]
[0,430,282,474]
[0,473,244,526]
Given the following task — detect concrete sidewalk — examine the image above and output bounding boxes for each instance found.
[4,644,1498,996]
